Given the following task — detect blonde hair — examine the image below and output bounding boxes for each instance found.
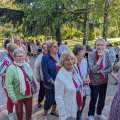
[46,40,58,51]
[95,38,106,47]
[60,50,77,67]
[7,43,18,53]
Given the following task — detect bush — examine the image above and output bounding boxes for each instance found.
[108,26,119,38]
[88,24,96,40]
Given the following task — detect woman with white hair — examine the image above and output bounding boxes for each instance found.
[55,50,83,120]
[0,43,17,120]
[5,49,37,120]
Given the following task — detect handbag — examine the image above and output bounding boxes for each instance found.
[18,66,37,94]
[83,85,91,96]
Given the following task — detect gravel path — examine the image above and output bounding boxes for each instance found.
[0,48,117,120]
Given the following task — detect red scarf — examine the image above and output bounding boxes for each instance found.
[72,78,82,108]
[95,51,106,84]
[8,53,14,61]
[42,52,46,55]
[50,54,61,71]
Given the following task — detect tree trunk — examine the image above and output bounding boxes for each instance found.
[55,27,62,46]
[103,0,109,41]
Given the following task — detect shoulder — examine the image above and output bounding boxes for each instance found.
[56,68,66,81]
[42,53,50,60]
[6,65,16,73]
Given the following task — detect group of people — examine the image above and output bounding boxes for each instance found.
[0,37,120,120]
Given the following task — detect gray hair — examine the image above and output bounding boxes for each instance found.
[73,44,85,56]
[13,49,25,57]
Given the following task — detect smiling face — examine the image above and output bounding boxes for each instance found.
[63,55,75,71]
[96,40,105,52]
[14,52,25,63]
[76,49,85,61]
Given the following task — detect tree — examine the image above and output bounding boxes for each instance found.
[21,0,90,44]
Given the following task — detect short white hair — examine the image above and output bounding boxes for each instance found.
[13,49,25,57]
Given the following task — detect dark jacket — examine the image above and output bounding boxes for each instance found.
[41,52,60,89]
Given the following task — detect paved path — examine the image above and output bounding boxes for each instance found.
[0,48,117,120]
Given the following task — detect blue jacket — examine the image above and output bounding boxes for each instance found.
[41,52,60,89]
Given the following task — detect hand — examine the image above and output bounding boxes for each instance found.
[98,49,104,59]
[50,80,54,85]
[12,99,18,104]
[97,71,100,73]
[83,79,90,85]
[37,79,40,83]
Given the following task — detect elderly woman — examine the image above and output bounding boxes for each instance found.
[14,36,29,63]
[5,49,37,120]
[0,43,17,120]
[55,50,83,120]
[73,44,90,120]
[87,38,112,120]
[41,40,60,120]
[34,42,47,108]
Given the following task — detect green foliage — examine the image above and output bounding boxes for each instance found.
[61,27,83,40]
[108,26,119,38]
[95,28,102,37]
[88,24,96,40]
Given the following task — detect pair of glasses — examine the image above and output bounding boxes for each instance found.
[16,56,24,58]
[53,45,58,48]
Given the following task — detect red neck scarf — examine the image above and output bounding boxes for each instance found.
[42,52,46,55]
[72,78,82,108]
[95,51,106,84]
[8,53,14,61]
[50,54,61,71]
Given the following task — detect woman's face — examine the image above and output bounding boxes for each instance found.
[76,49,85,61]
[96,41,105,52]
[14,53,25,63]
[50,43,58,54]
[63,55,74,71]
[42,44,47,53]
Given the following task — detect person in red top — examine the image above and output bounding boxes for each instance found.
[87,38,112,120]
[0,43,17,120]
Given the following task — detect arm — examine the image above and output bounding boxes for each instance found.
[5,67,17,101]
[41,56,54,84]
[0,59,7,77]
[55,78,67,120]
[88,53,101,73]
[99,53,112,74]
[34,56,41,82]
[0,73,6,77]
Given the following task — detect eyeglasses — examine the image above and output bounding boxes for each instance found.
[53,45,58,48]
[16,56,24,58]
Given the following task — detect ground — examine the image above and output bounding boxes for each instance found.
[0,48,117,120]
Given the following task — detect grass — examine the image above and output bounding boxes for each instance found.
[63,38,120,50]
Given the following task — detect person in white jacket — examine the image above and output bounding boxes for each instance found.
[55,50,83,120]
[34,42,47,108]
